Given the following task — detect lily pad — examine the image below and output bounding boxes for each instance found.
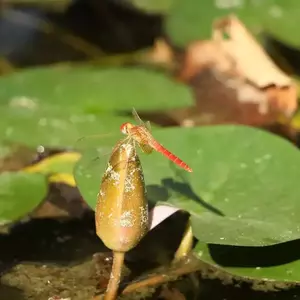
[0,106,129,148]
[75,125,300,247]
[0,66,193,113]
[195,240,300,285]
[0,172,47,225]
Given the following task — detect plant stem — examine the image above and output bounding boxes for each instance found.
[104,251,125,300]
[174,220,194,260]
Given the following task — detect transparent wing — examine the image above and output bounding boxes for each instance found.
[145,121,151,132]
[132,107,152,131]
[132,107,144,125]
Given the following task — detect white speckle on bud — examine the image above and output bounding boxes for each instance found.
[119,210,135,227]
[109,170,121,185]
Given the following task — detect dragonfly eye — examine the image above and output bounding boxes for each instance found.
[120,123,128,134]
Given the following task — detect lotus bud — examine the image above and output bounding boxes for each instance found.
[95,140,149,252]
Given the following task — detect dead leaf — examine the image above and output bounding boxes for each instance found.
[148,38,175,66]
[177,15,298,127]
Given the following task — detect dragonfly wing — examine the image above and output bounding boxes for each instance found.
[139,142,153,154]
[132,108,144,125]
[132,108,152,131]
[145,121,151,132]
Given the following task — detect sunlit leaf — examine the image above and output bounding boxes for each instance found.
[23,152,81,175]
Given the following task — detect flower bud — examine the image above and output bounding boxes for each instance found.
[95,140,148,252]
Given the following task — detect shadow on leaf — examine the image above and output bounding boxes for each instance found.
[208,239,300,267]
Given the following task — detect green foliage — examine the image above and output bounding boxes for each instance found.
[0,172,47,225]
[0,106,129,148]
[195,241,300,284]
[75,125,300,247]
[165,0,261,47]
[0,66,193,114]
[166,0,300,48]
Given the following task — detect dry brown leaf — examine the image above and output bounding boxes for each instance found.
[177,15,298,127]
[213,15,292,88]
[148,38,175,66]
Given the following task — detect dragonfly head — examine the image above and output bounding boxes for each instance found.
[120,122,134,135]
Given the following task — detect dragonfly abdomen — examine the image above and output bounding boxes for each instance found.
[151,140,192,172]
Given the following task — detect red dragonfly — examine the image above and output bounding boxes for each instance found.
[120,108,192,173]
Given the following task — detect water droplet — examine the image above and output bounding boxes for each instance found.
[37,145,45,153]
[220,237,225,240]
[9,96,38,110]
[286,269,293,275]
[269,5,282,18]
[5,127,13,137]
[254,158,261,164]
[39,118,47,126]
[263,154,271,160]
[215,0,243,9]
[255,267,261,270]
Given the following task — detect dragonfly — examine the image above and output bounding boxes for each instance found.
[74,108,192,204]
[120,108,192,173]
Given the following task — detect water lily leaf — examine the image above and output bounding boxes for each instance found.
[75,125,300,247]
[0,106,129,148]
[0,66,193,113]
[194,240,300,285]
[0,172,47,225]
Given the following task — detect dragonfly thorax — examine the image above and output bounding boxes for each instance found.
[120,122,134,135]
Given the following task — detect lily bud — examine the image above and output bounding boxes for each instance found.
[95,140,149,252]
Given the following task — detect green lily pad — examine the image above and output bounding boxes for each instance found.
[0,105,129,148]
[0,172,47,225]
[0,66,193,113]
[75,125,300,247]
[194,240,300,285]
